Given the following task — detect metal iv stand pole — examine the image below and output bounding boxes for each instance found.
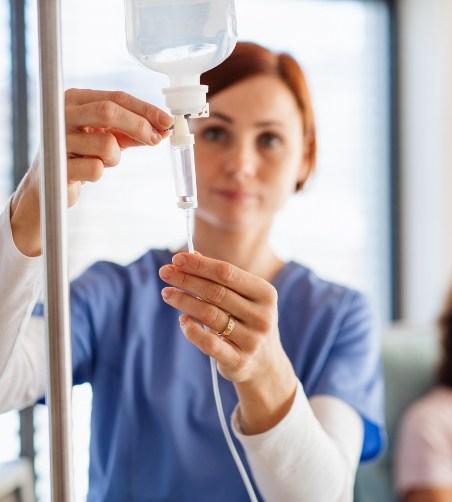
[37,1,74,500]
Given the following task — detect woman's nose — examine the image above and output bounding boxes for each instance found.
[222,142,257,180]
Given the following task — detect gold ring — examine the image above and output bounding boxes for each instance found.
[219,315,236,337]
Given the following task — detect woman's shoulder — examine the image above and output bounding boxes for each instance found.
[275,261,375,358]
[275,260,369,312]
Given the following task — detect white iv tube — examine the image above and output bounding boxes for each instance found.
[209,356,259,502]
[185,209,195,254]
[184,219,258,502]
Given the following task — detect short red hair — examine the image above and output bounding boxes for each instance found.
[201,41,316,190]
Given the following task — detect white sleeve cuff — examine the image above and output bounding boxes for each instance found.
[231,380,361,502]
[231,379,306,446]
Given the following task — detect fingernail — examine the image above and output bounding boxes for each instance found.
[151,130,162,144]
[172,254,186,267]
[159,265,173,280]
[179,315,188,327]
[161,288,173,300]
[159,111,174,128]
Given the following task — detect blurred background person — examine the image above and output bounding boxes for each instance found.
[395,286,452,502]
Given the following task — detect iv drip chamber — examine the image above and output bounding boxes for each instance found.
[171,115,197,209]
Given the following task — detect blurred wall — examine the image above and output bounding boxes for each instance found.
[399,0,452,323]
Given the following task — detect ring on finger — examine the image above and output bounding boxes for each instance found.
[218,314,236,337]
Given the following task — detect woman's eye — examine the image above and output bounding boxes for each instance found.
[258,132,283,149]
[202,126,227,143]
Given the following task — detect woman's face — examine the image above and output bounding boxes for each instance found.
[190,74,307,232]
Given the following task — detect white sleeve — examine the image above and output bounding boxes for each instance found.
[231,380,364,502]
[0,197,47,413]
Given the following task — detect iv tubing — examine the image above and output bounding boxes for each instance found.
[184,214,258,502]
[209,356,259,502]
[185,209,195,253]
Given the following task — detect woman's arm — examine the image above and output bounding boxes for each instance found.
[10,89,173,257]
[159,252,364,501]
[232,385,363,502]
[1,89,174,411]
[0,198,45,412]
[160,252,298,430]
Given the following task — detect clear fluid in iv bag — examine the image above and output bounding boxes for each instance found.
[143,44,218,78]
[125,0,237,84]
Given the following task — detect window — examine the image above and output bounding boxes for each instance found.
[238,0,391,322]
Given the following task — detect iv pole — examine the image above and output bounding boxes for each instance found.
[37,1,74,500]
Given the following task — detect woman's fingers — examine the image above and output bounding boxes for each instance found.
[163,253,277,305]
[159,254,278,345]
[67,157,105,184]
[159,265,251,322]
[64,89,174,165]
[60,88,176,207]
[65,88,174,136]
[160,255,281,381]
[65,88,174,125]
[161,286,251,343]
[66,102,162,147]
[178,315,242,366]
[67,132,121,167]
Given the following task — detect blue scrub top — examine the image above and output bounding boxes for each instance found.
[39,248,384,501]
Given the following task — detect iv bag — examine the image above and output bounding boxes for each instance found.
[124,0,237,87]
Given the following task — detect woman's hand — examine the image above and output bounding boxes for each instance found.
[159,252,298,434]
[10,89,174,256]
[64,89,173,207]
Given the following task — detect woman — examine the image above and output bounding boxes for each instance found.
[0,42,384,501]
[395,287,452,501]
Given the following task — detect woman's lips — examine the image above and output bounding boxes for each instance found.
[214,188,256,202]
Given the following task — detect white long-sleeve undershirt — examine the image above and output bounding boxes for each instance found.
[232,388,363,501]
[0,198,363,501]
[0,198,45,411]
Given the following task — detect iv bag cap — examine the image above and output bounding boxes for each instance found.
[163,84,209,117]
[170,114,195,147]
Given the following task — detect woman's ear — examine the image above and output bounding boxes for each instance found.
[295,134,315,192]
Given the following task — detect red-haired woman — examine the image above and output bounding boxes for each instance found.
[395,288,452,502]
[0,42,384,501]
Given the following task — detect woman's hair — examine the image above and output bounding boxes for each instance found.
[201,41,316,190]
[438,286,452,387]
